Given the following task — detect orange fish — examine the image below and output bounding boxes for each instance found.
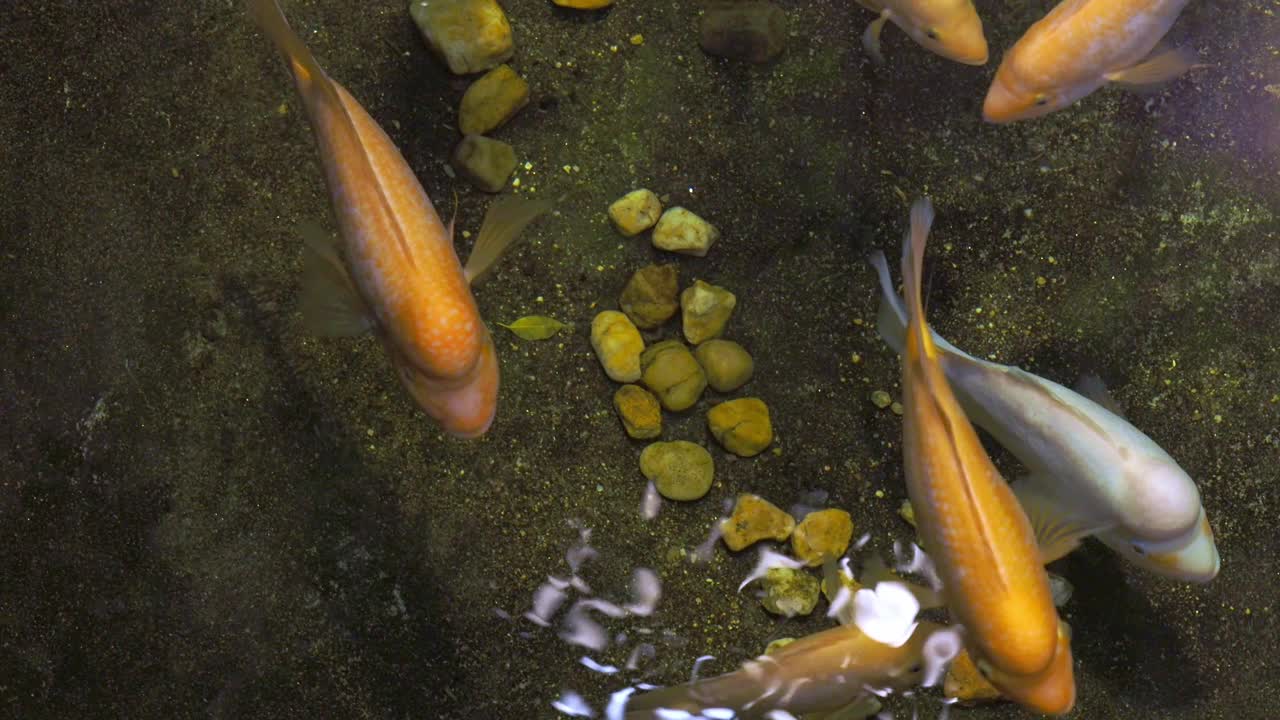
[856,0,988,65]
[249,0,547,437]
[895,198,1075,714]
[983,0,1196,122]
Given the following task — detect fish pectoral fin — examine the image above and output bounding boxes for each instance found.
[1011,478,1111,565]
[463,196,553,286]
[298,222,374,337]
[1073,372,1126,417]
[1104,45,1199,88]
[862,10,891,64]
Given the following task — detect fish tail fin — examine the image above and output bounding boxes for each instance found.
[247,0,332,96]
[869,250,908,354]
[901,197,936,353]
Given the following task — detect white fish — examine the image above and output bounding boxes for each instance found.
[870,251,1219,583]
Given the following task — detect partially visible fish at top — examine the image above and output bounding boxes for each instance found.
[248,0,549,438]
[854,0,988,65]
[983,0,1199,122]
[870,251,1220,583]
[892,198,1075,715]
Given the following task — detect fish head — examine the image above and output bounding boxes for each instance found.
[388,330,499,439]
[982,59,1066,123]
[900,0,988,65]
[977,621,1076,715]
[1104,509,1221,583]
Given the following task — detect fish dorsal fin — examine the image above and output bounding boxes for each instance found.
[1073,373,1126,417]
[1010,478,1110,564]
[463,196,553,286]
[1105,45,1198,87]
[1000,365,1120,445]
[298,222,374,337]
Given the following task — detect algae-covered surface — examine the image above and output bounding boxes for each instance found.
[3,1,1279,718]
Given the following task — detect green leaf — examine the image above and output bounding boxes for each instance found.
[497,315,570,341]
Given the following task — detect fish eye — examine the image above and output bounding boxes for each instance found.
[1034,94,1049,107]
[925,28,939,40]
[908,663,923,674]
[1132,544,1146,555]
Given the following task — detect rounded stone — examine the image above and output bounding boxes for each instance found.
[760,567,819,617]
[706,397,772,457]
[609,189,663,237]
[791,508,854,566]
[640,340,707,412]
[721,493,795,552]
[591,310,644,383]
[694,339,754,392]
[614,384,662,440]
[639,441,714,501]
[619,263,679,329]
[652,207,719,257]
[681,280,736,345]
[458,64,529,135]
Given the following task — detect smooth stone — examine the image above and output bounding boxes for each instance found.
[409,0,514,75]
[871,390,892,409]
[791,508,854,566]
[640,340,707,412]
[652,207,719,257]
[609,188,663,237]
[945,650,1003,704]
[451,134,516,193]
[699,1,787,64]
[639,441,714,501]
[458,64,529,135]
[694,339,753,392]
[681,280,736,344]
[619,263,679,329]
[760,567,819,617]
[614,384,662,439]
[720,494,796,552]
[591,311,644,383]
[707,397,772,457]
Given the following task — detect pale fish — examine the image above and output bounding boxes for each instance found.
[870,251,1220,583]
[855,0,988,65]
[249,0,547,438]
[892,197,1074,715]
[983,0,1198,122]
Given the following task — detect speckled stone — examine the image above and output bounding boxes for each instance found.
[613,384,661,439]
[791,508,854,566]
[639,441,714,501]
[721,494,795,551]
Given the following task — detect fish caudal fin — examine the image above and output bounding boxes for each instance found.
[1105,45,1199,88]
[862,10,891,64]
[463,196,553,286]
[298,222,373,336]
[1011,478,1111,564]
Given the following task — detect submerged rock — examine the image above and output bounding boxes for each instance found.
[409,0,514,75]
[614,384,662,439]
[609,189,663,237]
[721,494,795,551]
[681,280,736,344]
[791,508,854,566]
[552,0,613,7]
[458,64,529,135]
[707,397,772,457]
[699,1,787,64]
[451,134,516,192]
[619,263,679,329]
[640,441,714,501]
[640,340,707,411]
[694,339,753,392]
[761,566,819,617]
[652,207,719,257]
[945,649,1003,704]
[591,311,644,383]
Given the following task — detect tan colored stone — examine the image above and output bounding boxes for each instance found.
[652,207,719,256]
[694,339,753,392]
[760,567,819,617]
[640,340,707,411]
[451,134,515,193]
[945,649,1003,704]
[591,311,644,382]
[608,189,663,237]
[707,397,772,457]
[613,385,661,439]
[409,0,513,75]
[791,508,854,566]
[639,441,714,501]
[458,64,529,135]
[553,0,613,7]
[720,494,795,552]
[619,263,678,329]
[681,280,736,344]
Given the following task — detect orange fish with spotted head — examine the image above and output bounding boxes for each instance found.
[894,198,1075,714]
[249,0,547,438]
